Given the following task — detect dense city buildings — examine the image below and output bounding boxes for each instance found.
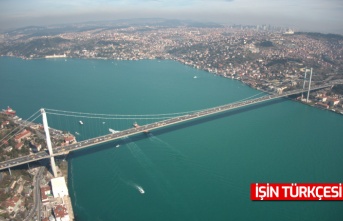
[1,20,342,111]
[0,22,342,80]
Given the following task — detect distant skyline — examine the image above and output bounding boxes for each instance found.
[1,0,342,34]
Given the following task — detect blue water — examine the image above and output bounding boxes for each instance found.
[0,57,342,221]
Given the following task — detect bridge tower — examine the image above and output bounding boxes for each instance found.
[41,108,58,178]
[306,68,313,103]
[301,68,308,100]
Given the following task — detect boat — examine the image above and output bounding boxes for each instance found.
[193,76,197,79]
[116,144,120,148]
[79,121,83,125]
[4,106,16,116]
[136,186,145,194]
[75,132,80,135]
[109,128,120,134]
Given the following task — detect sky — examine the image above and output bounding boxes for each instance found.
[0,0,342,34]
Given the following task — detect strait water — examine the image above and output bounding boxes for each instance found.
[0,57,342,221]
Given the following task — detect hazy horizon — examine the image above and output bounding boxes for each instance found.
[1,0,343,34]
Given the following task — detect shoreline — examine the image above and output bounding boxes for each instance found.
[2,55,342,116]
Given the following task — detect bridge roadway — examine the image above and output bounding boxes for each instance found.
[0,82,339,170]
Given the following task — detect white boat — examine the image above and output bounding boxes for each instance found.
[79,121,83,125]
[75,132,80,135]
[116,144,120,148]
[109,128,120,134]
[193,76,197,79]
[136,186,145,194]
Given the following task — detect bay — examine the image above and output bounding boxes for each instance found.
[0,57,342,221]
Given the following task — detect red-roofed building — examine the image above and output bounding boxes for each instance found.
[40,186,51,204]
[4,196,21,213]
[64,135,76,144]
[14,129,31,143]
[53,204,70,221]
[15,142,24,150]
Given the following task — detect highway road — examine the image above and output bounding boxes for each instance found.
[24,166,43,221]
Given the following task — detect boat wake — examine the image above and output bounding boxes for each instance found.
[125,139,154,169]
[148,133,186,158]
[122,179,145,194]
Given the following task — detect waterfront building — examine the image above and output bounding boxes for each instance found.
[51,177,69,198]
[53,204,70,221]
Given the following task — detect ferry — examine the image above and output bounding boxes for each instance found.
[79,121,84,125]
[3,106,16,116]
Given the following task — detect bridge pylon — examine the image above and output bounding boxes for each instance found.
[41,108,58,178]
[301,67,308,100]
[306,68,313,103]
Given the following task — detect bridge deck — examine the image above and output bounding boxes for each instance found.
[0,82,336,170]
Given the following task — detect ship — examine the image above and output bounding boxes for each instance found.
[79,121,84,125]
[4,106,16,116]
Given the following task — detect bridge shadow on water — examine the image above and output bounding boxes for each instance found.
[68,98,287,160]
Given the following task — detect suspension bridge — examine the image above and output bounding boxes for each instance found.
[0,79,342,175]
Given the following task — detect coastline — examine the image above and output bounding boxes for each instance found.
[1,55,342,116]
